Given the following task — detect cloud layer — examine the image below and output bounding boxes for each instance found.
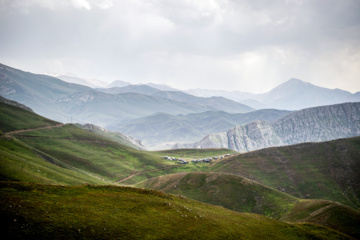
[1,0,360,93]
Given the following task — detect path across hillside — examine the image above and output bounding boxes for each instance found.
[4,124,64,136]
[115,165,179,184]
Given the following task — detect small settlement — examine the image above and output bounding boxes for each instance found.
[163,153,236,164]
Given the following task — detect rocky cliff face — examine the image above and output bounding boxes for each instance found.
[173,102,360,152]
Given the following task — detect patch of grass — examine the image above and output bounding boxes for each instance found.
[209,138,360,209]
[0,102,58,132]
[281,199,360,239]
[0,182,352,240]
[135,172,298,219]
[13,124,175,182]
[0,138,107,185]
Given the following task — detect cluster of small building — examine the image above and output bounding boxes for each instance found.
[163,156,189,164]
[191,154,233,163]
[163,153,236,164]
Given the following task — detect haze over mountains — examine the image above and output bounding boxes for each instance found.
[1,62,360,150]
[113,109,290,149]
[187,78,360,110]
[1,68,360,239]
[174,102,360,152]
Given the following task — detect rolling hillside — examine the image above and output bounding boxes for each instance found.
[0,182,353,240]
[208,137,360,209]
[135,172,298,218]
[0,99,176,184]
[75,123,147,150]
[136,172,360,238]
[1,98,360,238]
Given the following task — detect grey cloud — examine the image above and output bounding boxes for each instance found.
[0,0,359,92]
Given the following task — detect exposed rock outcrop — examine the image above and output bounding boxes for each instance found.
[173,102,360,152]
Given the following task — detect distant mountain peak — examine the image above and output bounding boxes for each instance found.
[279,78,312,87]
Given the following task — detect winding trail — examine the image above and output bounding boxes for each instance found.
[4,124,65,136]
[115,165,179,184]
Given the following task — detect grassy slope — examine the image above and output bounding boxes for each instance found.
[74,124,145,150]
[0,182,352,240]
[136,172,360,239]
[135,172,298,219]
[0,138,106,185]
[281,200,360,239]
[209,138,360,209]
[0,100,175,185]
[0,102,59,133]
[0,101,110,185]
[12,124,175,182]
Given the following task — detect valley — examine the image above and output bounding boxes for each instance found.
[1,63,360,239]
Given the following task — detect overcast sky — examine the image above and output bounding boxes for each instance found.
[1,0,360,93]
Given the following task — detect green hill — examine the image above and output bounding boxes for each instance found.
[135,172,298,219]
[281,199,360,239]
[209,138,360,209]
[0,182,352,240]
[0,137,106,185]
[0,99,176,185]
[0,101,59,133]
[11,124,176,182]
[135,172,360,239]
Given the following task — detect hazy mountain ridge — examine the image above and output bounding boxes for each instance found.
[173,102,360,152]
[151,91,254,113]
[113,109,290,149]
[97,84,161,95]
[0,63,255,128]
[187,78,360,110]
[55,74,107,88]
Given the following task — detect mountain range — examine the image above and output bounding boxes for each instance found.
[49,71,360,111]
[0,63,253,129]
[112,109,290,149]
[186,78,360,110]
[1,95,360,239]
[3,63,360,151]
[173,102,360,152]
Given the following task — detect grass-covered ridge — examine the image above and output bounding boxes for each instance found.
[0,182,352,240]
[209,138,360,209]
[0,101,59,133]
[136,172,360,238]
[135,172,298,219]
[281,199,360,239]
[12,124,176,182]
[0,137,107,185]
